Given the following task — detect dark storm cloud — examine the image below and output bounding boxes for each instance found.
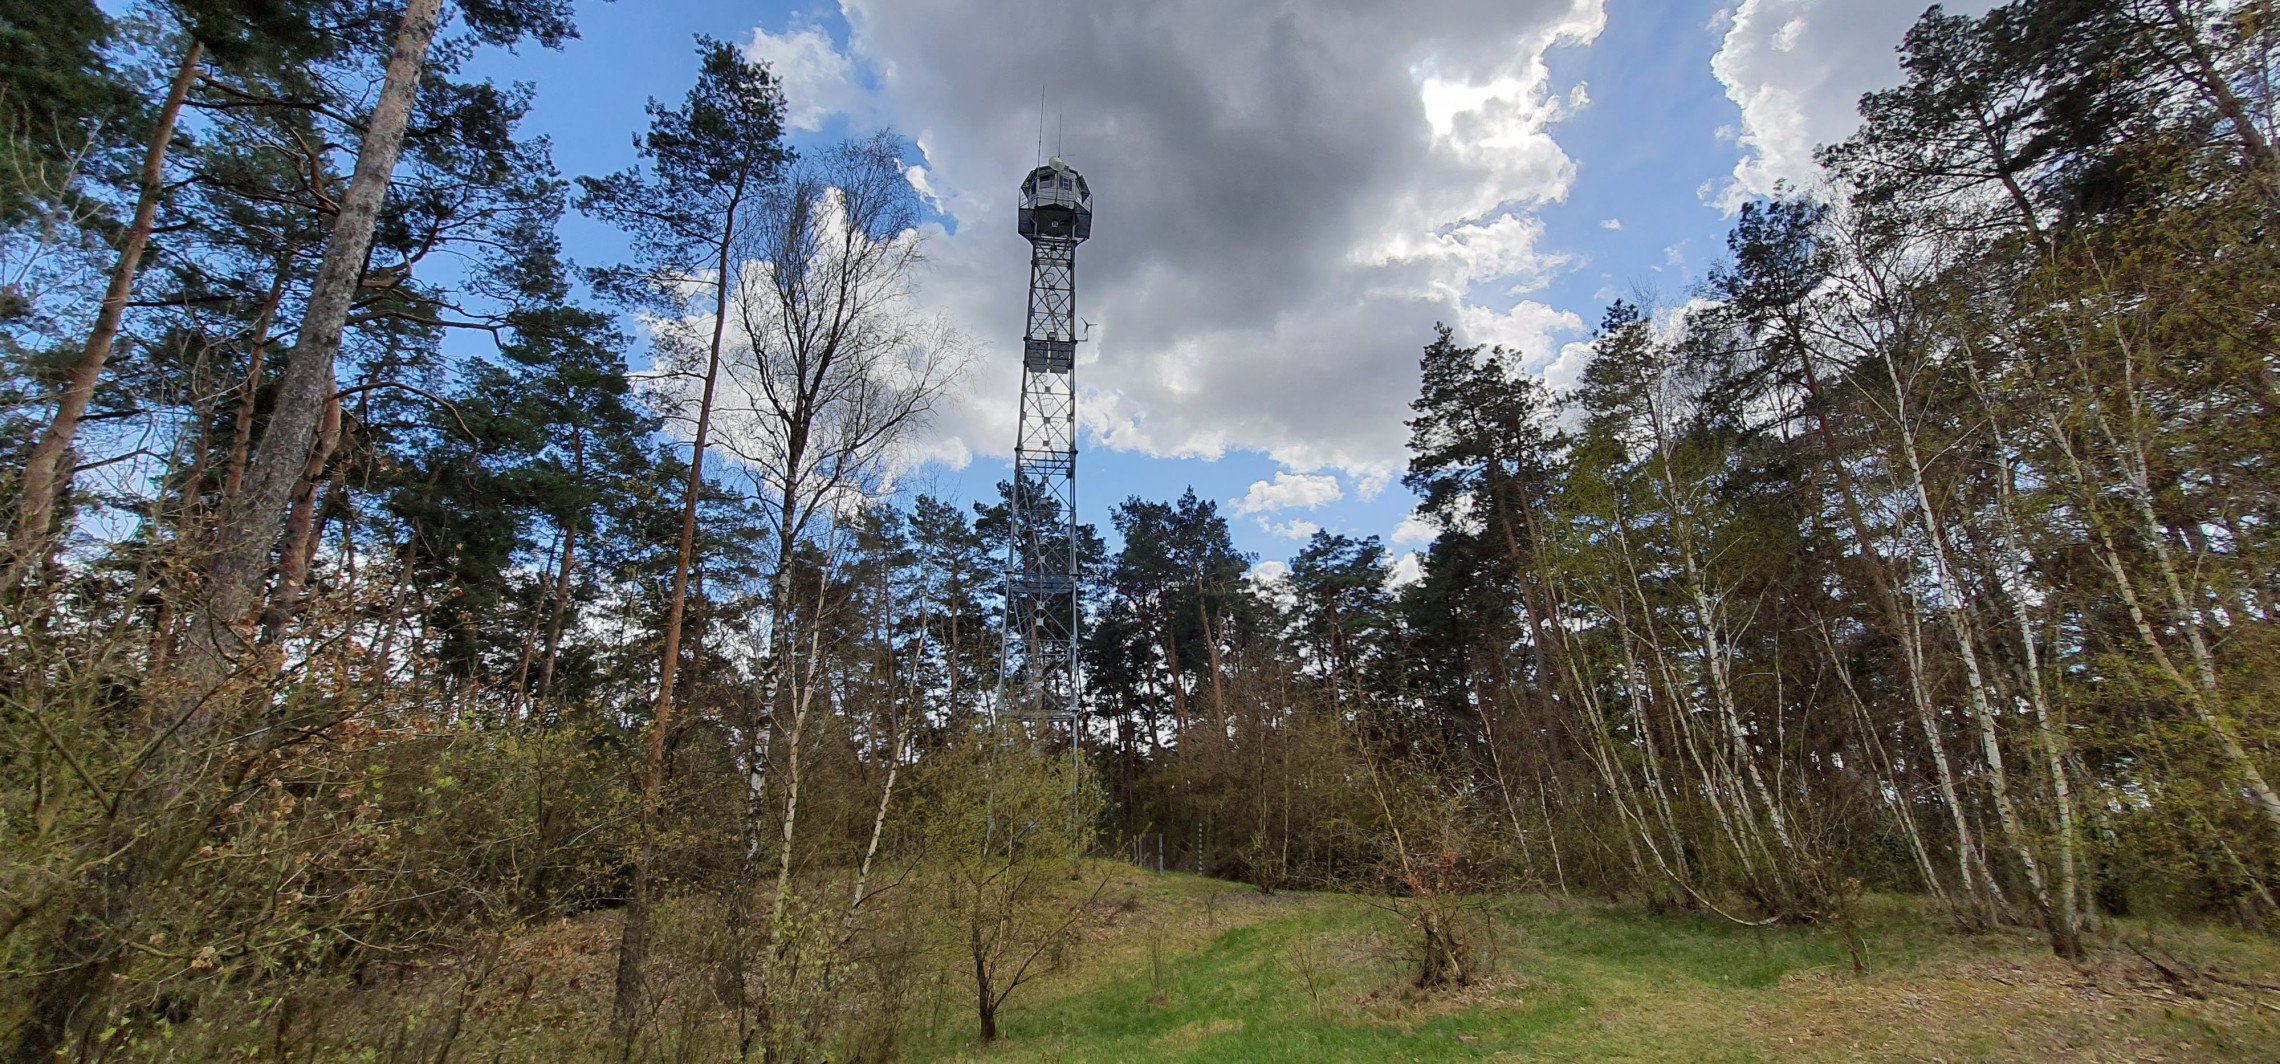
[810,0,1605,478]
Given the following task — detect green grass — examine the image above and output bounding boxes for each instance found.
[907,869,2280,1064]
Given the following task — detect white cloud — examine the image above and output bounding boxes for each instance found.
[1261,518,1323,541]
[1387,551,1426,589]
[1599,217,1622,231]
[1542,338,1596,393]
[1246,560,1296,609]
[1391,511,1439,548]
[1231,471,1343,517]
[813,0,1606,479]
[1772,17,1805,52]
[904,164,943,210]
[1456,299,1583,370]
[745,26,867,132]
[1708,0,1996,211]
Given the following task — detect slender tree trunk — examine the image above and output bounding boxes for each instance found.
[1161,621,1188,738]
[846,595,922,933]
[1199,594,1226,724]
[1795,334,1997,925]
[2043,409,2280,832]
[770,586,832,916]
[1980,397,2085,959]
[1613,631,1688,880]
[1882,345,2056,931]
[1606,513,1765,883]
[9,41,203,572]
[1823,624,1949,909]
[1564,635,1672,895]
[973,942,998,1041]
[2104,345,2280,824]
[1637,372,1803,893]
[946,608,961,708]
[510,532,559,716]
[743,506,804,884]
[1900,600,2007,923]
[1535,775,1569,896]
[744,594,830,1062]
[1642,396,1802,874]
[612,193,741,1049]
[537,522,578,704]
[1485,457,1562,723]
[535,431,587,710]
[144,337,215,681]
[1469,659,1540,884]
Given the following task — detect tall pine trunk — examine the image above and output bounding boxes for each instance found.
[610,195,740,1051]
[9,42,203,577]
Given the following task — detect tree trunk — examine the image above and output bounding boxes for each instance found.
[1160,617,1188,741]
[259,380,340,647]
[1468,658,1538,884]
[535,429,587,711]
[1795,333,1998,926]
[2154,0,2274,167]
[220,259,295,517]
[179,0,442,689]
[2107,363,2280,829]
[1884,345,2056,932]
[1824,627,1949,909]
[1980,401,2085,959]
[9,41,203,573]
[8,20,436,1061]
[1484,454,1562,726]
[1198,592,1226,724]
[611,193,740,1050]
[974,942,998,1041]
[2044,408,2280,833]
[537,521,578,704]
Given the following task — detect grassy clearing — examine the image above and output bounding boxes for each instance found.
[227,865,2278,1061]
[911,867,2280,1064]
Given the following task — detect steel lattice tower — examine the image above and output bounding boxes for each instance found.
[998,158,1091,724]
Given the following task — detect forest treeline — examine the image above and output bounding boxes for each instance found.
[0,0,2275,1060]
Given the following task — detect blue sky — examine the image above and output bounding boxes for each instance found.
[457,0,1966,572]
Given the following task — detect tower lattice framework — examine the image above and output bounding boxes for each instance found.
[999,158,1091,723]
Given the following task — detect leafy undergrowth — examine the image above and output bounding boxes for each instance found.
[915,871,2280,1064]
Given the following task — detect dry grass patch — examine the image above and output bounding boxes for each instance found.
[1738,951,2280,1063]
